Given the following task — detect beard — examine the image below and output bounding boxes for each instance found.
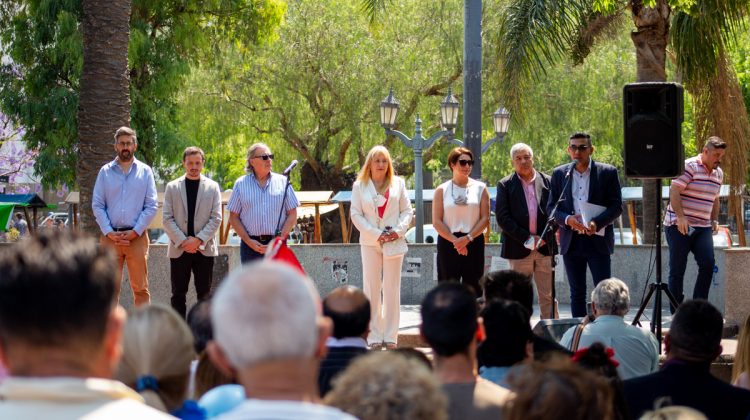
[118,150,133,161]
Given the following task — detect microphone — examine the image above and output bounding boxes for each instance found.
[565,159,578,178]
[282,160,299,177]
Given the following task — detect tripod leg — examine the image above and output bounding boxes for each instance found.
[632,283,657,327]
[663,287,680,313]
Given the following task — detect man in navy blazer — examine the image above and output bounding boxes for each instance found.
[496,143,558,319]
[548,132,622,317]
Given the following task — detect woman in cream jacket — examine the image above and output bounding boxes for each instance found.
[351,146,413,349]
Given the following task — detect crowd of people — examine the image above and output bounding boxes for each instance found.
[0,126,743,419]
[2,232,750,420]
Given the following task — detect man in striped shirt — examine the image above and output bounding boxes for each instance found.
[228,143,300,263]
[664,136,726,310]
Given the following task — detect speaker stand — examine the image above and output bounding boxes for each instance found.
[631,180,680,352]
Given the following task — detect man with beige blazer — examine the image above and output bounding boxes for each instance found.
[163,146,222,318]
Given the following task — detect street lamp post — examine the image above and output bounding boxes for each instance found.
[379,87,510,243]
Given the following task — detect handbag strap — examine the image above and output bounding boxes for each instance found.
[569,315,594,352]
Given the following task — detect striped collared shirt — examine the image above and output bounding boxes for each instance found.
[664,155,723,227]
[227,172,300,236]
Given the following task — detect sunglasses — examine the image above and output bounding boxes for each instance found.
[253,154,274,161]
[457,159,475,167]
[568,145,590,152]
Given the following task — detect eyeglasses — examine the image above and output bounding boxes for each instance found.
[253,154,274,161]
[457,159,475,167]
[568,145,590,152]
[117,141,135,147]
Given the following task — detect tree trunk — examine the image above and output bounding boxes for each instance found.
[630,0,670,244]
[77,0,132,234]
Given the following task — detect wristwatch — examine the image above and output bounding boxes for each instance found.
[467,233,474,242]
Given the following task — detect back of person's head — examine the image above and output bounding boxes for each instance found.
[420,283,477,357]
[116,304,195,412]
[639,406,707,420]
[194,351,235,399]
[187,300,213,354]
[323,286,370,339]
[572,342,620,381]
[480,270,534,315]
[591,278,630,317]
[505,355,614,420]
[478,299,532,368]
[0,231,117,367]
[325,351,447,420]
[732,314,750,384]
[211,261,321,368]
[667,299,723,363]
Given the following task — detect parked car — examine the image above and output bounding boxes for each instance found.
[405,224,438,244]
[39,212,69,229]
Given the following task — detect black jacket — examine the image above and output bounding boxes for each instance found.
[495,171,557,259]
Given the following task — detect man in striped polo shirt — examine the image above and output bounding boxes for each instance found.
[228,143,300,263]
[664,136,726,310]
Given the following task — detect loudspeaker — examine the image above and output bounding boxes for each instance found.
[533,317,586,343]
[623,82,685,178]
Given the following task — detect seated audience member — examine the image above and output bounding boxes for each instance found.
[392,347,433,371]
[187,300,234,399]
[560,278,659,379]
[572,342,630,420]
[504,355,614,420]
[731,314,750,390]
[318,286,371,397]
[207,261,355,419]
[0,232,173,419]
[421,283,512,420]
[477,299,534,387]
[638,406,707,420]
[480,270,571,359]
[623,300,750,419]
[116,304,195,414]
[325,351,447,420]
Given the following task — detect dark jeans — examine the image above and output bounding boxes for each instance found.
[666,225,714,310]
[437,233,485,296]
[240,237,273,264]
[170,252,214,318]
[563,235,612,318]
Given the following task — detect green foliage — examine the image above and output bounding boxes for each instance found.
[0,0,285,187]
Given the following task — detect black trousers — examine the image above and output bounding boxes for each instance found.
[437,233,485,296]
[170,252,214,318]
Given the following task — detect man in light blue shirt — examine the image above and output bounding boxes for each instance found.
[92,126,158,306]
[560,278,659,379]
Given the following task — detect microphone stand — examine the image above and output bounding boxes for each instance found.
[538,162,576,319]
[274,171,293,238]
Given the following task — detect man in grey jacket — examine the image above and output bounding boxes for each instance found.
[163,146,222,318]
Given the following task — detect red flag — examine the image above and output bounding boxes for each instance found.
[264,237,305,274]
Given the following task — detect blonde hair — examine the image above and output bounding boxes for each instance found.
[325,351,447,420]
[357,145,395,186]
[116,304,195,412]
[732,314,750,384]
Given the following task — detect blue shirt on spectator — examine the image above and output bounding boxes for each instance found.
[227,172,299,236]
[92,157,158,236]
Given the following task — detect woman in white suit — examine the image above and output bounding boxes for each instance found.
[351,146,413,350]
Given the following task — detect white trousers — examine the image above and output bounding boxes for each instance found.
[360,245,403,344]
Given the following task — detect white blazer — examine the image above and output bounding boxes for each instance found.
[351,176,413,247]
[162,174,223,258]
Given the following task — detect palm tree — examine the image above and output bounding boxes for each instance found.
[497,0,750,245]
[77,0,132,234]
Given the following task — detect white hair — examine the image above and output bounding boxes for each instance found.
[212,261,321,368]
[509,142,533,160]
[591,278,630,317]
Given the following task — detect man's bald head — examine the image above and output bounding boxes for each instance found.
[323,286,370,339]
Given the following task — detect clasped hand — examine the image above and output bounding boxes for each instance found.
[378,230,398,244]
[107,230,137,246]
[181,236,202,253]
[568,215,597,235]
[452,235,470,256]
